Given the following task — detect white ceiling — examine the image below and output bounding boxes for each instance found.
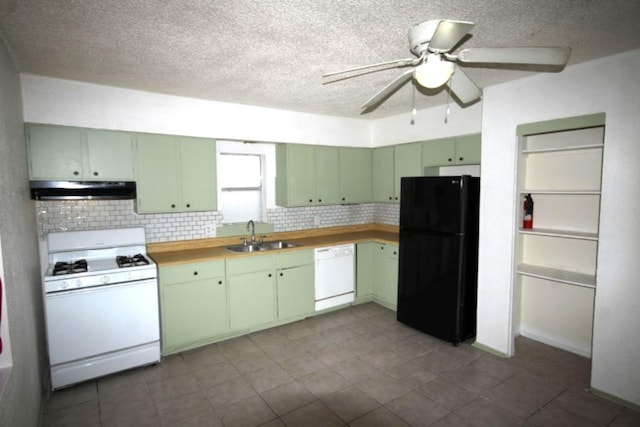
[1,1,639,119]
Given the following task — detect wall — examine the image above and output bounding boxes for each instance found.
[0,36,47,425]
[476,49,640,406]
[35,200,399,244]
[21,75,372,147]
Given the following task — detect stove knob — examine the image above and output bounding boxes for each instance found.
[74,279,83,288]
[100,276,110,284]
[60,281,69,290]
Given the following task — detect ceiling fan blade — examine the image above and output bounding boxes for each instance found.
[361,68,414,109]
[447,66,482,105]
[457,47,571,66]
[323,57,419,78]
[429,20,475,53]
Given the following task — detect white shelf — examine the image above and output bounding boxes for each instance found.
[522,143,603,154]
[519,227,598,241]
[519,189,601,195]
[517,263,596,289]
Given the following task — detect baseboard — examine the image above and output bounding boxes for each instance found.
[520,328,592,358]
[591,387,640,412]
[471,341,510,358]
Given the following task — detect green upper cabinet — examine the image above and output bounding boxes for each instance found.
[339,147,372,204]
[372,143,422,203]
[135,133,217,213]
[26,124,134,181]
[372,146,395,202]
[276,144,339,207]
[394,142,423,200]
[422,134,481,167]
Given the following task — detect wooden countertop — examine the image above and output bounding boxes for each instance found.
[148,224,399,267]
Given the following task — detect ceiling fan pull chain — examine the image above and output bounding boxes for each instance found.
[410,83,417,125]
[444,83,451,124]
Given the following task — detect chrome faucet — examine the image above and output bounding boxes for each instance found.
[246,219,256,243]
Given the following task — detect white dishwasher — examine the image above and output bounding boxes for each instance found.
[314,243,355,311]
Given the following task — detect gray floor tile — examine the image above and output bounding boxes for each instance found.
[386,390,450,426]
[260,380,317,416]
[41,304,640,427]
[280,400,346,426]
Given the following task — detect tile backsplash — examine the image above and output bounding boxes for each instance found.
[35,200,399,243]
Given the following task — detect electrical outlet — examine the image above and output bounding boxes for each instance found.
[204,225,216,236]
[313,215,320,227]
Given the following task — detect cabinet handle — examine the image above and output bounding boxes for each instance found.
[309,199,313,203]
[342,197,345,201]
[171,204,176,208]
[394,197,398,200]
[459,157,464,161]
[186,203,191,208]
[193,271,198,276]
[388,196,392,200]
[73,171,79,176]
[380,246,384,250]
[448,158,452,162]
[268,273,272,277]
[218,280,222,285]
[318,199,322,202]
[93,171,99,176]
[279,272,283,277]
[393,251,397,255]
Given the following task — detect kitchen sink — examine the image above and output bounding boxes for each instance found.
[260,240,298,250]
[226,240,298,253]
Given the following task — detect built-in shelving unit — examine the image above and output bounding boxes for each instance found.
[514,114,605,357]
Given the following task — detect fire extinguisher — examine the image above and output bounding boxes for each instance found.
[523,193,534,229]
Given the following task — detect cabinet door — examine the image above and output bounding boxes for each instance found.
[276,144,316,206]
[339,147,372,203]
[27,124,84,180]
[315,146,340,205]
[135,134,180,213]
[374,243,399,308]
[228,270,276,331]
[86,129,134,180]
[180,136,217,212]
[455,134,481,165]
[372,146,395,202]
[161,276,227,352]
[356,242,375,300]
[394,142,423,201]
[277,264,314,320]
[422,138,456,167]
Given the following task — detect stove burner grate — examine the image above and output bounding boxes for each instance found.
[53,259,88,276]
[116,254,150,268]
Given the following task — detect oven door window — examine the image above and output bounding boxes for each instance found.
[45,280,159,365]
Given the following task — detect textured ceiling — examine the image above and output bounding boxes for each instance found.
[1,0,640,119]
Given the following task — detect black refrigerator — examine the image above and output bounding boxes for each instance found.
[397,175,480,345]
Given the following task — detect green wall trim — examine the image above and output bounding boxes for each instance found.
[516,113,606,136]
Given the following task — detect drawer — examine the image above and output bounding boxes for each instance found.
[226,254,274,276]
[160,260,225,285]
[275,249,314,270]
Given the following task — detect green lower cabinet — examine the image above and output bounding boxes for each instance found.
[277,264,314,320]
[159,260,228,354]
[373,243,399,309]
[356,242,376,301]
[228,269,276,332]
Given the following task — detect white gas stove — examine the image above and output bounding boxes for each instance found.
[43,227,160,390]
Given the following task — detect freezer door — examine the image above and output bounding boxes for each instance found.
[399,176,465,234]
[397,231,467,344]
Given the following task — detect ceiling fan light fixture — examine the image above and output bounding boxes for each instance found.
[413,54,455,89]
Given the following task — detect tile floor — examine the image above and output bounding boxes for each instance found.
[42,303,640,426]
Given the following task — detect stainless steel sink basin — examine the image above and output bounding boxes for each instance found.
[226,240,298,253]
[226,244,265,253]
[261,241,298,250]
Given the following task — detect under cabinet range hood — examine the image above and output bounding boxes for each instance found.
[30,181,136,200]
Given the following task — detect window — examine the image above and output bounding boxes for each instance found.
[216,141,275,223]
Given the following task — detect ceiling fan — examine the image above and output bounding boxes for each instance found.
[323,19,571,111]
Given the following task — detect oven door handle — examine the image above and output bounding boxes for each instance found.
[46,279,156,297]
